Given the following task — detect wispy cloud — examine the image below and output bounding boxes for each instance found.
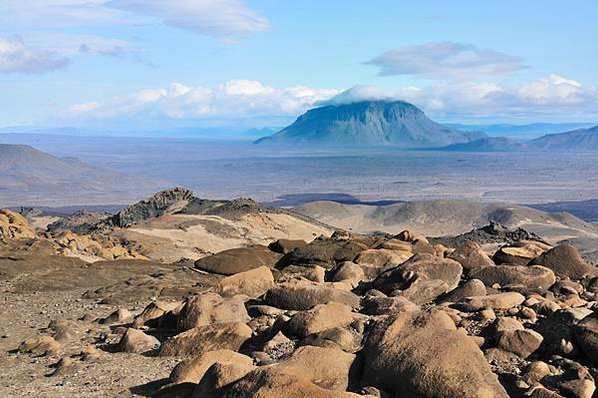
[366,41,527,79]
[0,35,69,74]
[106,0,269,41]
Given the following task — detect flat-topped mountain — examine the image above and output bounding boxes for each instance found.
[529,125,598,150]
[0,144,163,206]
[255,100,486,147]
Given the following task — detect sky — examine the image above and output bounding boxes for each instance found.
[1,0,598,131]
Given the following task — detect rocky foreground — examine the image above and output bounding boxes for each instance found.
[2,194,598,397]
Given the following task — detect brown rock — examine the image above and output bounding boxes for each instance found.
[268,239,307,254]
[471,265,556,289]
[361,295,420,316]
[395,230,428,243]
[213,266,274,298]
[574,312,598,364]
[493,240,552,266]
[355,249,412,278]
[119,328,160,353]
[170,349,253,384]
[264,279,360,310]
[372,253,462,302]
[455,292,525,312]
[132,301,179,329]
[285,302,354,337]
[448,241,495,272]
[279,236,368,269]
[159,322,252,357]
[440,279,487,303]
[272,345,357,391]
[194,245,281,275]
[99,308,133,325]
[18,335,61,356]
[530,244,595,280]
[496,329,543,358]
[223,368,362,398]
[330,261,365,288]
[176,292,249,332]
[362,310,508,397]
[193,361,256,398]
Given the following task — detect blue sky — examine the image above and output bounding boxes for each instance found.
[1,0,598,129]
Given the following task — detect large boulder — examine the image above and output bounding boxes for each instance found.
[193,361,256,398]
[118,328,160,353]
[213,266,274,298]
[285,302,355,337]
[471,265,556,289]
[496,329,543,358]
[278,237,368,269]
[372,253,462,303]
[455,292,525,312]
[194,245,282,275]
[176,293,249,332]
[268,239,307,254]
[222,368,363,398]
[362,310,508,397]
[530,244,595,280]
[330,261,365,288]
[574,313,598,364]
[493,240,552,266]
[440,279,487,303]
[159,322,252,357]
[272,345,358,391]
[170,349,253,384]
[354,248,412,278]
[264,279,360,310]
[18,335,61,356]
[448,241,495,272]
[132,301,179,329]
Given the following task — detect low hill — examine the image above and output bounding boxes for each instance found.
[255,100,485,147]
[529,125,598,150]
[293,199,598,244]
[0,144,164,206]
[436,137,525,152]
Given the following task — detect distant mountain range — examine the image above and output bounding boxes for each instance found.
[528,125,598,150]
[447,122,598,139]
[255,100,486,148]
[255,100,598,151]
[0,144,165,206]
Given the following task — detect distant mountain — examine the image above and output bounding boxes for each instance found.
[436,137,525,152]
[529,125,598,150]
[255,100,486,147]
[447,122,598,139]
[0,144,165,206]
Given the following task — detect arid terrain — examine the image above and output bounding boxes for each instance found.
[1,188,598,397]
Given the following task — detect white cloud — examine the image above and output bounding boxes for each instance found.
[67,80,339,120]
[65,75,598,124]
[367,42,527,79]
[106,0,269,40]
[0,35,69,74]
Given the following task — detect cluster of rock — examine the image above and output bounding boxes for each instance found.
[0,209,144,261]
[16,225,598,397]
[109,187,195,228]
